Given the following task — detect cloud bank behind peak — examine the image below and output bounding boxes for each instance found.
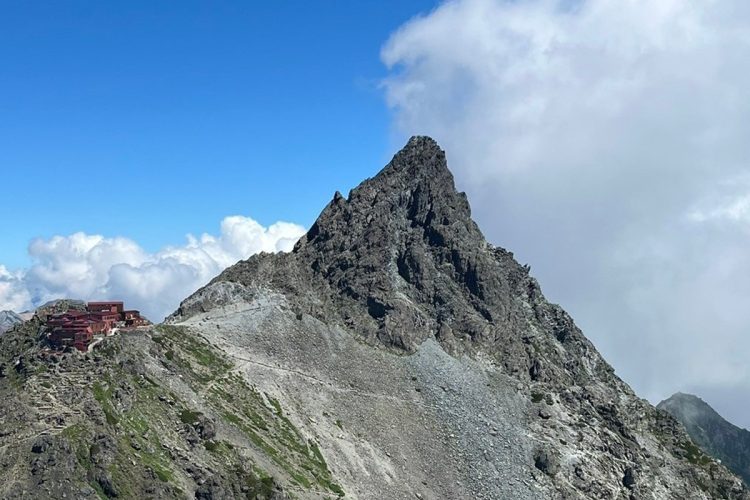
[383,0,750,427]
[0,216,305,322]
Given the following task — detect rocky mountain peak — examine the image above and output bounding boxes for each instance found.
[287,136,515,352]
[295,135,480,255]
[200,138,592,371]
[163,138,749,499]
[660,392,716,416]
[373,135,462,205]
[659,392,750,485]
[658,393,734,433]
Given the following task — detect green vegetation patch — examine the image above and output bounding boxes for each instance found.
[48,329,296,499]
[208,375,344,496]
[179,409,201,425]
[151,325,232,385]
[61,423,93,470]
[681,440,712,466]
[84,359,180,496]
[88,324,344,496]
[106,401,177,493]
[92,380,119,425]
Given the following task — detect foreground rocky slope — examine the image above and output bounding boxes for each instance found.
[659,393,750,486]
[0,318,337,499]
[0,137,746,499]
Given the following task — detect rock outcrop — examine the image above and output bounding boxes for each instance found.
[659,392,750,485]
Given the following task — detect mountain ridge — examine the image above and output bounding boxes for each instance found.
[170,136,748,498]
[178,137,613,382]
[0,310,23,334]
[659,392,750,485]
[0,137,746,499]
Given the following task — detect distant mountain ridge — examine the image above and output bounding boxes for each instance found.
[659,392,750,485]
[0,310,23,334]
[0,300,87,335]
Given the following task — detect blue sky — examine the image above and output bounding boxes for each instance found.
[0,0,437,269]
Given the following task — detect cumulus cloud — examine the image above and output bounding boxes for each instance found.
[383,0,750,426]
[0,216,305,322]
[0,265,32,313]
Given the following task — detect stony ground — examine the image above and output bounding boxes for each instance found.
[169,282,749,500]
[176,293,548,500]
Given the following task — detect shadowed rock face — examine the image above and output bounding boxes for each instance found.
[296,137,524,350]
[659,393,750,485]
[166,137,749,499]
[295,136,485,351]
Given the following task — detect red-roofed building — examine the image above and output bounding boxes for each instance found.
[49,324,94,352]
[87,301,124,314]
[46,300,148,351]
[123,310,147,327]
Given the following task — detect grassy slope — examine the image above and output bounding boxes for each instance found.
[0,321,344,499]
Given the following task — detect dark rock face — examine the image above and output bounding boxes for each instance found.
[622,466,637,489]
[294,136,499,351]
[94,471,118,498]
[533,448,560,476]
[659,392,750,485]
[31,435,53,454]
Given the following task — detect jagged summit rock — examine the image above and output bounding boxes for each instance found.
[297,135,480,261]
[342,135,460,198]
[291,134,491,351]
[659,392,750,485]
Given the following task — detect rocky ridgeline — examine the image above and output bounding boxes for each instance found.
[659,393,750,486]
[0,138,747,499]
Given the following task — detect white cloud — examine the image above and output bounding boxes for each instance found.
[688,176,750,225]
[0,216,305,322]
[383,0,750,426]
[0,265,32,313]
